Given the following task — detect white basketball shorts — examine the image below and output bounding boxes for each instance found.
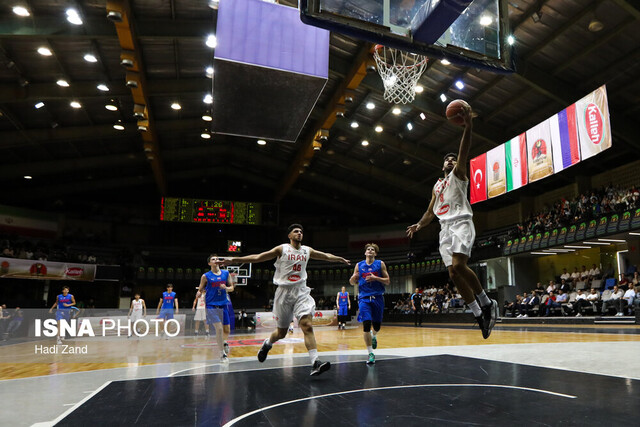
[194,308,206,321]
[273,283,316,329]
[439,217,475,267]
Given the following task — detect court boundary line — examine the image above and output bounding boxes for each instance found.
[222,383,577,426]
[42,380,112,426]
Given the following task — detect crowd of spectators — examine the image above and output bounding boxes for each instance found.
[503,264,638,318]
[391,284,464,315]
[510,184,640,239]
[1,235,98,264]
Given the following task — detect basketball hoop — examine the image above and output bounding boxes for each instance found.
[372,45,428,104]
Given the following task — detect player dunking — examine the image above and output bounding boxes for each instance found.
[220,223,350,376]
[198,254,234,361]
[406,103,499,338]
[336,286,350,330]
[128,292,146,337]
[49,285,75,345]
[349,243,390,365]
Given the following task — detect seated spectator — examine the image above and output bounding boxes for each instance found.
[585,288,601,313]
[559,279,571,293]
[535,282,545,295]
[632,271,639,286]
[1,247,14,258]
[504,295,522,317]
[515,292,530,318]
[555,289,569,315]
[546,280,557,295]
[601,285,624,315]
[588,263,600,281]
[544,291,561,316]
[570,267,581,283]
[580,265,589,282]
[620,285,636,316]
[560,268,571,283]
[520,291,540,318]
[571,289,589,316]
[618,274,630,290]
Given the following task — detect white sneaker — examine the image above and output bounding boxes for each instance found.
[575,313,582,317]
[523,314,528,318]
[517,314,522,318]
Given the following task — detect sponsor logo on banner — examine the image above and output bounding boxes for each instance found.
[584,103,604,145]
[65,267,84,278]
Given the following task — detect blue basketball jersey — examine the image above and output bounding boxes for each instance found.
[204,270,230,307]
[57,294,73,309]
[161,291,176,309]
[357,260,385,297]
[338,292,349,306]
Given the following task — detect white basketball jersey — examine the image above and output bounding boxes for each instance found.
[132,299,144,312]
[433,171,473,222]
[197,292,206,309]
[273,244,309,286]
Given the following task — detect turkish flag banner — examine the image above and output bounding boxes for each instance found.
[470,153,487,204]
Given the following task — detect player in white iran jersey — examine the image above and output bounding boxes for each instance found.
[272,244,310,285]
[220,224,349,376]
[406,102,499,341]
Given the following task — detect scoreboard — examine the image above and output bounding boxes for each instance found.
[160,198,278,225]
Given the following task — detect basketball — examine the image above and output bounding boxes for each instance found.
[446,99,470,126]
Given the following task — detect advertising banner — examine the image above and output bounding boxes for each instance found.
[0,257,97,281]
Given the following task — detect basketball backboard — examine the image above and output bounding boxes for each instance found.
[227,264,252,285]
[300,0,514,72]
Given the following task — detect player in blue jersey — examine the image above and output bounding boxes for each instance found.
[156,284,179,336]
[49,286,76,345]
[349,243,390,365]
[335,286,351,330]
[198,254,235,362]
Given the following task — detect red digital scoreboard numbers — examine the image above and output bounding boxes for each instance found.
[227,240,242,253]
[160,198,278,225]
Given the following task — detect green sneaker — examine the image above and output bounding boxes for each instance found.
[366,352,375,365]
[371,334,377,349]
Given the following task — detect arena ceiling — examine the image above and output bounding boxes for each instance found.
[1,0,639,226]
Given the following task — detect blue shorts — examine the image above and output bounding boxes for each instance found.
[357,295,384,323]
[206,306,230,326]
[158,309,174,320]
[338,305,349,316]
[56,309,71,321]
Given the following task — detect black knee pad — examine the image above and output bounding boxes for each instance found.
[362,320,372,333]
[372,322,381,332]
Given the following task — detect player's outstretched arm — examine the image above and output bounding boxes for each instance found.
[220,246,282,266]
[407,188,436,238]
[309,248,350,265]
[454,104,473,180]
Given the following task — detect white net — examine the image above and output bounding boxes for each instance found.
[373,45,428,104]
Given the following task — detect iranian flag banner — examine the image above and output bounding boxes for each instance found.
[505,133,527,192]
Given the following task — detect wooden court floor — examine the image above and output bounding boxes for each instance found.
[3,322,640,380]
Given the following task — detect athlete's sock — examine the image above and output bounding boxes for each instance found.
[468,300,482,317]
[476,291,491,307]
[308,349,318,365]
[264,338,272,347]
[367,346,373,353]
[371,330,377,336]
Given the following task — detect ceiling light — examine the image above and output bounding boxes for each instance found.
[105,101,118,111]
[419,112,426,120]
[507,35,515,46]
[531,11,542,23]
[56,79,69,87]
[37,47,52,56]
[202,114,212,121]
[361,140,369,146]
[257,139,267,145]
[206,66,214,77]
[375,125,383,132]
[531,252,554,255]
[66,8,83,25]
[201,131,211,139]
[392,107,401,115]
[206,34,217,48]
[415,85,424,93]
[582,241,610,245]
[97,84,109,92]
[629,232,640,236]
[171,102,181,110]
[406,122,413,130]
[13,6,30,17]
[588,18,604,32]
[440,59,450,65]
[34,102,45,109]
[440,94,447,102]
[455,80,465,90]
[203,94,213,104]
[366,102,375,110]
[83,54,97,63]
[564,245,592,249]
[70,101,81,109]
[113,121,125,131]
[23,175,32,180]
[479,15,493,26]
[350,121,359,128]
[598,238,626,242]
[403,159,411,165]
